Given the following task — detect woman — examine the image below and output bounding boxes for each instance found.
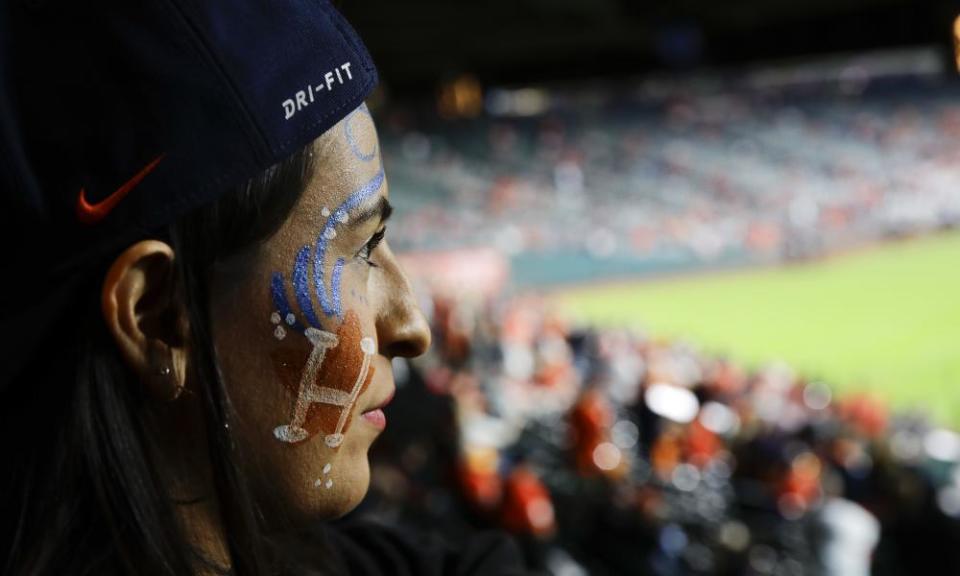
[0,1,528,575]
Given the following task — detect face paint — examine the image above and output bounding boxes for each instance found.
[344,104,378,162]
[271,274,304,332]
[326,334,375,447]
[314,462,335,490]
[270,310,376,447]
[292,246,323,327]
[273,327,340,443]
[268,109,383,447]
[272,171,383,323]
[312,170,383,319]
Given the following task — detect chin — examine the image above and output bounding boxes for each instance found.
[314,439,373,520]
[253,436,374,528]
[326,464,371,519]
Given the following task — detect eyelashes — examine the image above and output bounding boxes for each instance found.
[356,227,386,266]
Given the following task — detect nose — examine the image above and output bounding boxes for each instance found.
[376,257,431,359]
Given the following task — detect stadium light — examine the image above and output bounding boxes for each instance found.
[953,15,960,73]
[437,74,483,119]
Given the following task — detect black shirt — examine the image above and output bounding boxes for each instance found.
[276,520,536,576]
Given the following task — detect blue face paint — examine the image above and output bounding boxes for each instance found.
[330,257,344,315]
[313,239,337,318]
[271,272,305,332]
[293,245,323,328]
[271,168,385,328]
[313,169,384,319]
[344,104,377,162]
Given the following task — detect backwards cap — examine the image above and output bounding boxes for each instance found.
[0,0,378,384]
[4,0,377,229]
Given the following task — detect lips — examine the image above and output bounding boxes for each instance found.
[361,408,386,429]
[360,385,394,431]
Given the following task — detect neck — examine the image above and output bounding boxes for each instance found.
[177,496,231,575]
[151,394,233,575]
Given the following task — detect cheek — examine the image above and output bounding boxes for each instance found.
[345,268,372,307]
[270,309,375,448]
[210,262,380,516]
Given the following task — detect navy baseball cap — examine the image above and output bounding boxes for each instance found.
[3,0,377,230]
[0,0,378,383]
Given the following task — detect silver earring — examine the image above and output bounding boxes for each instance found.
[157,363,184,401]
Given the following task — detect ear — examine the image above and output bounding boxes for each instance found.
[101,240,189,401]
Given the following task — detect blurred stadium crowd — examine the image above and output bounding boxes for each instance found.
[348,57,960,574]
[356,293,960,575]
[381,75,960,281]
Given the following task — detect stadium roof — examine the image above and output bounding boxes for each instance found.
[342,0,953,96]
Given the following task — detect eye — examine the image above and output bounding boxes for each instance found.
[356,227,386,267]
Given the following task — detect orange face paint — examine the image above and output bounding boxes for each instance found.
[271,310,375,447]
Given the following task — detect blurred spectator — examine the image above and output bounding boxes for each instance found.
[358,292,960,575]
[382,76,960,286]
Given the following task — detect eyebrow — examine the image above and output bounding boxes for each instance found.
[349,196,392,228]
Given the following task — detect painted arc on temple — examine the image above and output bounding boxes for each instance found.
[313,169,385,319]
[270,168,385,325]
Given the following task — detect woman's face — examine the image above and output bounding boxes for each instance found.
[208,105,430,522]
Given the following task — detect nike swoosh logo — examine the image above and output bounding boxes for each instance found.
[76,154,165,224]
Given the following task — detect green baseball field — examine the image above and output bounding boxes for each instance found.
[556,231,960,428]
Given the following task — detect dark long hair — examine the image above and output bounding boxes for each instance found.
[0,146,317,576]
